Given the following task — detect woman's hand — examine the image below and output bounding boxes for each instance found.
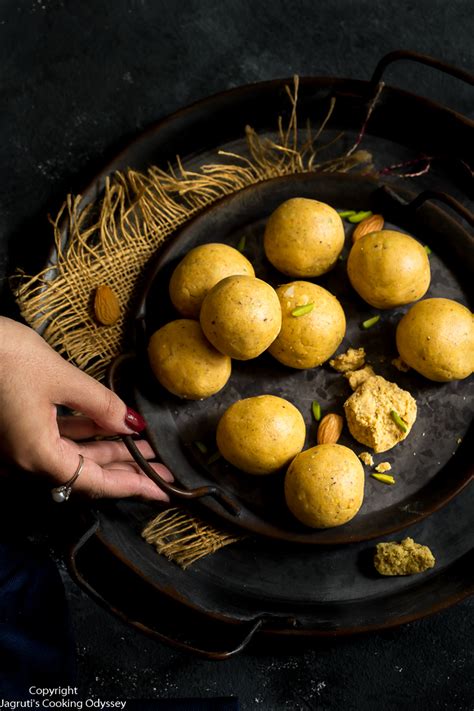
[0,317,173,500]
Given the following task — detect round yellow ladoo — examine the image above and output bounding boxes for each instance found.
[169,242,254,318]
[264,198,345,277]
[268,281,346,369]
[148,319,231,399]
[216,395,306,475]
[200,275,282,360]
[396,297,474,381]
[347,230,430,309]
[284,444,365,528]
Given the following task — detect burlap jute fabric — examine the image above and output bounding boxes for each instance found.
[141,507,243,569]
[13,78,378,567]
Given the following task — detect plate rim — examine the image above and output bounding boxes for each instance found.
[80,505,474,638]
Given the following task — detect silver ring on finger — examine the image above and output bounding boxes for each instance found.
[51,454,84,503]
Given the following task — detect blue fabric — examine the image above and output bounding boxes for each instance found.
[0,539,77,697]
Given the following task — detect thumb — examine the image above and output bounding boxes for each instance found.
[55,360,146,435]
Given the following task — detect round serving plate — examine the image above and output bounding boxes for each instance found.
[133,171,473,545]
[50,52,473,646]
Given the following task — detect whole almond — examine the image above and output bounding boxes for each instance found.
[317,413,344,445]
[352,214,384,243]
[94,284,120,325]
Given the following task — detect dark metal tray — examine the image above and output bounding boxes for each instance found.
[70,481,474,658]
[59,51,473,654]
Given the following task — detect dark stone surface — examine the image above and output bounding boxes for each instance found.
[1,1,473,709]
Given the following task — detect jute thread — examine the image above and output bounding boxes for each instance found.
[142,508,242,569]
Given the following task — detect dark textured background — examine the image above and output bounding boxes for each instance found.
[1,1,473,709]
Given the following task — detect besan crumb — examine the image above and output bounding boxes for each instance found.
[375,461,392,473]
[392,356,410,372]
[359,451,374,467]
[330,347,366,373]
[374,538,435,576]
[345,365,376,391]
[344,375,417,453]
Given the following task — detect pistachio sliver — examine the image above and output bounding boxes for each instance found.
[424,245,432,255]
[348,210,373,223]
[312,400,322,421]
[362,315,380,329]
[194,441,208,454]
[207,451,221,465]
[371,473,395,485]
[237,235,246,252]
[291,303,314,317]
[338,210,357,218]
[390,409,408,433]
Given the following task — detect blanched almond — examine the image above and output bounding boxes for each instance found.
[352,214,384,243]
[94,284,120,325]
[317,413,344,445]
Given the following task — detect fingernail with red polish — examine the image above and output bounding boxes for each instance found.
[125,407,146,433]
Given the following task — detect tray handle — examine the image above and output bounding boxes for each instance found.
[406,190,474,227]
[68,518,263,660]
[370,50,474,89]
[107,353,241,517]
[374,185,474,227]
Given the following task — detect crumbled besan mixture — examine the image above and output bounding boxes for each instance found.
[345,364,376,391]
[344,375,417,453]
[359,451,374,467]
[375,461,391,473]
[374,537,435,576]
[392,356,410,372]
[330,347,366,373]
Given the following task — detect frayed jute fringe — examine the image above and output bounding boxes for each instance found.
[13,77,384,566]
[142,507,242,569]
[13,76,377,381]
